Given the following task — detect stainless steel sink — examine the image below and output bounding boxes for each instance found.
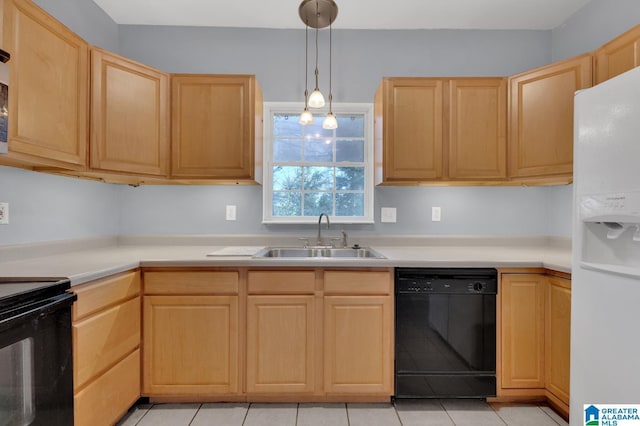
[253,247,386,259]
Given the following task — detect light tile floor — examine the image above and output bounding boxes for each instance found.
[117,400,569,426]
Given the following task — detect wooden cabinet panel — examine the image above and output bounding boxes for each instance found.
[90,48,169,176]
[74,349,140,426]
[72,271,140,321]
[2,0,88,169]
[143,295,239,395]
[375,78,444,182]
[144,270,239,294]
[246,295,315,393]
[500,274,546,389]
[324,270,392,295]
[324,296,393,395]
[171,74,262,181]
[448,78,507,179]
[247,270,316,294]
[596,25,640,84]
[545,276,571,405]
[73,297,140,390]
[509,54,592,178]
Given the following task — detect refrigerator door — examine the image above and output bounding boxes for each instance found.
[572,67,640,423]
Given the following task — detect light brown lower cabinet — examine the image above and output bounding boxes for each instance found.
[72,270,141,426]
[497,270,571,417]
[142,271,240,396]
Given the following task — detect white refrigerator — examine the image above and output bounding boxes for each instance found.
[572,66,640,424]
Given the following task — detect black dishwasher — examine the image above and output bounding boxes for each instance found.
[395,268,497,398]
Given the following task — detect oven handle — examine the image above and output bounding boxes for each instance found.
[0,292,77,329]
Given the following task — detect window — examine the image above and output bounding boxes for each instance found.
[263,103,374,224]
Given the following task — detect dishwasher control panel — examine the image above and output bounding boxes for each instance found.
[395,268,497,294]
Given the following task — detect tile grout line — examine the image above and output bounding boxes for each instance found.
[132,403,154,426]
[186,403,202,426]
[487,402,509,425]
[346,403,351,426]
[437,399,458,425]
[392,400,404,425]
[242,402,252,426]
[295,403,299,426]
[539,405,568,426]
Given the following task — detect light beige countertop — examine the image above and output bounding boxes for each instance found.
[0,235,572,286]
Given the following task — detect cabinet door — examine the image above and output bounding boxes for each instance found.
[324,296,393,395]
[2,0,88,169]
[171,74,261,180]
[509,54,592,178]
[378,78,444,182]
[143,295,239,395]
[448,78,507,179]
[500,274,546,389]
[90,48,169,176]
[246,295,315,394]
[545,276,571,405]
[596,25,640,84]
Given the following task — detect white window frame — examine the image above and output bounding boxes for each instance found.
[262,102,374,224]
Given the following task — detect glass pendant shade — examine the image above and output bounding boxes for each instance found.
[322,112,338,130]
[299,108,314,125]
[308,89,325,108]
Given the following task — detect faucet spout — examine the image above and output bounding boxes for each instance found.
[317,213,330,246]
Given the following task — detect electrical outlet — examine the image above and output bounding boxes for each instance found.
[381,207,397,223]
[226,205,237,221]
[432,206,441,222]
[0,202,8,224]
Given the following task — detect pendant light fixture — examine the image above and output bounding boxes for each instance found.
[322,19,337,130]
[298,0,338,124]
[298,21,314,125]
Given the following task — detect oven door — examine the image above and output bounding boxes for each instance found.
[395,292,496,398]
[0,293,75,426]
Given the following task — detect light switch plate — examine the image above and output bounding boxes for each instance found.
[381,207,397,223]
[226,205,237,221]
[432,206,442,222]
[0,202,8,225]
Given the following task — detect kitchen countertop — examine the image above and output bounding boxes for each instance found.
[0,235,572,286]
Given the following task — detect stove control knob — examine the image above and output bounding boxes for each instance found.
[473,282,485,292]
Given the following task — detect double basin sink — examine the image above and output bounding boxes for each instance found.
[253,246,386,259]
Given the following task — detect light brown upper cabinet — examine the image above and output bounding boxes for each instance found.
[374,78,444,183]
[1,0,88,169]
[596,24,640,84]
[171,74,263,182]
[374,77,507,184]
[508,54,592,179]
[90,48,169,177]
[448,78,507,180]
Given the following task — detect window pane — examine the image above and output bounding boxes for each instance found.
[303,166,333,190]
[335,193,364,216]
[336,140,364,163]
[274,114,301,138]
[336,167,364,190]
[273,166,302,190]
[274,139,303,162]
[304,139,333,162]
[336,115,364,138]
[304,121,333,139]
[273,192,301,216]
[304,192,333,216]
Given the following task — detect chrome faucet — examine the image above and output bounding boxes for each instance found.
[317,213,330,246]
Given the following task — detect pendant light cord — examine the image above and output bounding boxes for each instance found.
[304,21,309,107]
[314,1,320,91]
[328,19,333,110]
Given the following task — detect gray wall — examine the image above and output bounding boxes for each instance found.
[0,166,120,245]
[552,0,640,61]
[119,26,550,102]
[34,0,119,51]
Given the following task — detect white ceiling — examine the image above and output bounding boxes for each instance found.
[91,0,591,30]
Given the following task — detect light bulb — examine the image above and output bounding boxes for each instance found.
[322,112,338,130]
[298,108,314,125]
[308,89,325,108]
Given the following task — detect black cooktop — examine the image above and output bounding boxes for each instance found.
[0,277,71,312]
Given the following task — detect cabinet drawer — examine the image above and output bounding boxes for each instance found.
[144,271,239,294]
[324,271,392,295]
[72,271,140,321]
[74,349,140,426]
[248,271,315,294]
[73,297,140,390]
